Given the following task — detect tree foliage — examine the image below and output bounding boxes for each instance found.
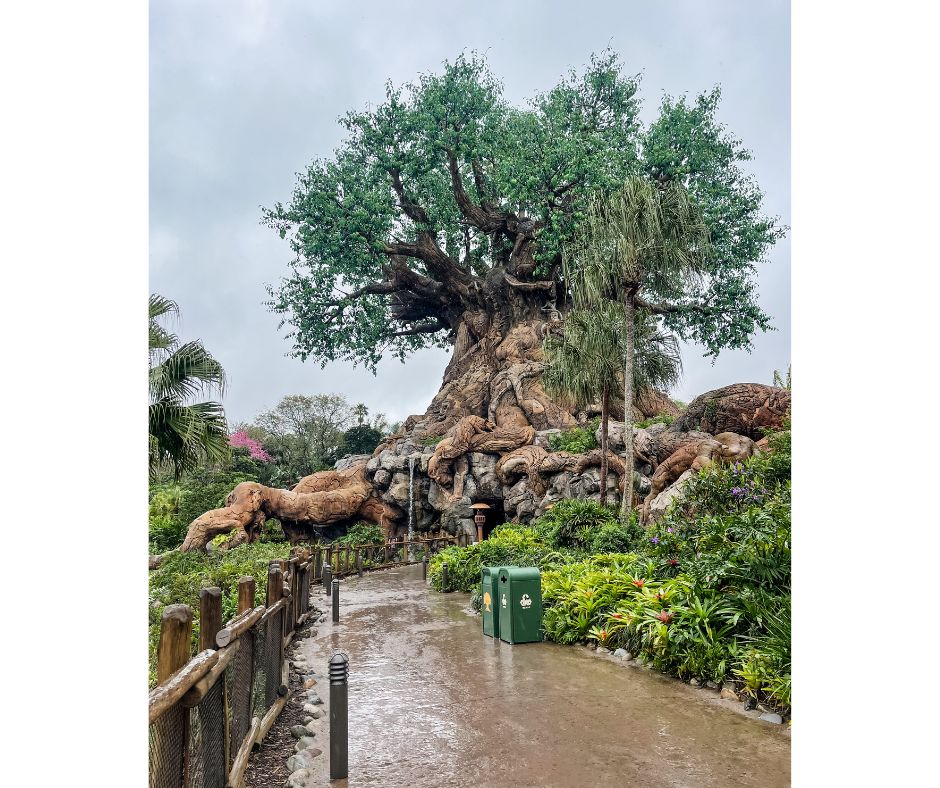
[265,51,782,370]
[149,294,229,480]
[254,394,354,482]
[340,424,383,456]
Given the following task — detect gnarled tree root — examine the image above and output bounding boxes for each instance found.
[177,463,397,553]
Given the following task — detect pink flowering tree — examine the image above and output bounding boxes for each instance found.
[228,430,272,462]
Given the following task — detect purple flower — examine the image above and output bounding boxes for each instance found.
[650,537,660,545]
[666,527,673,534]
[730,487,745,499]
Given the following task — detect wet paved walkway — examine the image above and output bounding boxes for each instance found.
[301,564,790,787]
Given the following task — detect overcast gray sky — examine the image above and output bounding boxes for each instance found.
[150,0,790,427]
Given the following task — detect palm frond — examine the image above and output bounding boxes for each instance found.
[148,293,229,479]
[149,340,227,402]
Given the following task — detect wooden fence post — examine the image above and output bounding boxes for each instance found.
[199,587,222,653]
[267,565,283,607]
[158,604,193,683]
[153,604,193,788]
[289,558,300,628]
[237,576,256,615]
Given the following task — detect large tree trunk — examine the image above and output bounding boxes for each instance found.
[398,309,577,443]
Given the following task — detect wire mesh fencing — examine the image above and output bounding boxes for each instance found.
[150,554,316,788]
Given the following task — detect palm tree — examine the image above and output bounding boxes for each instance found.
[543,303,682,506]
[149,294,229,480]
[565,176,710,514]
[353,403,369,426]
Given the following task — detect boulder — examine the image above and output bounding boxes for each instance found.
[503,478,537,520]
[382,473,412,508]
[372,469,392,489]
[427,480,451,511]
[673,383,790,440]
[376,449,407,473]
[333,454,371,472]
[294,736,317,752]
[441,499,474,532]
[646,469,695,523]
[286,769,311,788]
[468,452,501,498]
[286,748,322,772]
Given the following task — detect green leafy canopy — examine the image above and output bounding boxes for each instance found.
[265,50,783,371]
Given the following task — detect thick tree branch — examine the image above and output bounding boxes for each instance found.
[503,272,555,291]
[447,149,502,233]
[387,167,431,226]
[471,159,493,210]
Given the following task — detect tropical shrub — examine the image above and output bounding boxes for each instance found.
[333,522,385,546]
[532,499,619,549]
[547,422,599,453]
[427,526,569,593]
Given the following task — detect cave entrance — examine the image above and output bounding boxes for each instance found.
[472,501,505,542]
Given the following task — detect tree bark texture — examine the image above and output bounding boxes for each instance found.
[600,384,610,507]
[621,294,636,516]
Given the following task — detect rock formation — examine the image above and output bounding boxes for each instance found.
[170,382,789,553]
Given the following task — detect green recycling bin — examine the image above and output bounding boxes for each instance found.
[481,566,510,638]
[497,567,542,644]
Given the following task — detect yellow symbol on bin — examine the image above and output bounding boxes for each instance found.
[483,591,492,612]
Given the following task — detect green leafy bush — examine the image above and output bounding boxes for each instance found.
[148,541,297,686]
[532,499,617,549]
[548,422,599,453]
[333,522,385,546]
[427,526,569,593]
[636,414,675,429]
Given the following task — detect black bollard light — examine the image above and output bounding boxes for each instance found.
[329,652,349,780]
[323,563,333,595]
[441,561,449,593]
[332,578,340,623]
[357,549,363,577]
[422,554,428,582]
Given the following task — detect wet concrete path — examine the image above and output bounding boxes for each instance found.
[301,564,790,787]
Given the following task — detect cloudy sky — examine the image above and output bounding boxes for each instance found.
[150,0,790,427]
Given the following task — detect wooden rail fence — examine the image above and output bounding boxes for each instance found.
[148,532,465,788]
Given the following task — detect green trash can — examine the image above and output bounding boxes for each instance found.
[497,567,542,644]
[481,566,510,638]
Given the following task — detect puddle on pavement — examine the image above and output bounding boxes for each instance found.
[301,564,790,787]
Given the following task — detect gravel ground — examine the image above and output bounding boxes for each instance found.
[245,612,324,788]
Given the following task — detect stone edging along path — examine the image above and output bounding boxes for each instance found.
[244,605,329,788]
